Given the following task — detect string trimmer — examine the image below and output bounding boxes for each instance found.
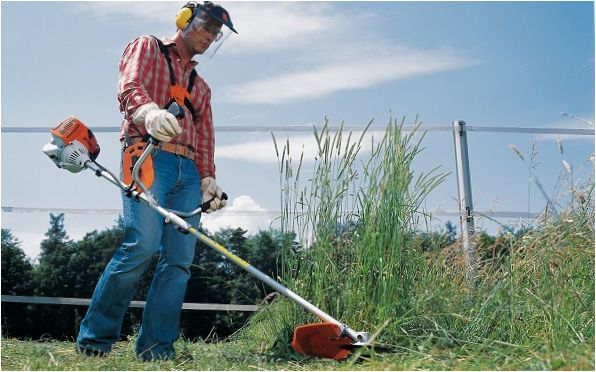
[42,114,371,360]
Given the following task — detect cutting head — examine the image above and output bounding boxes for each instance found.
[291,322,370,360]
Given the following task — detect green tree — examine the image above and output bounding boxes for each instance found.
[180,227,292,340]
[243,229,294,301]
[1,229,35,337]
[31,213,77,339]
[67,219,149,339]
[1,229,33,295]
[34,213,74,297]
[182,226,242,339]
[445,220,458,244]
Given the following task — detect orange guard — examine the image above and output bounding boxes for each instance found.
[122,143,154,192]
[291,323,354,360]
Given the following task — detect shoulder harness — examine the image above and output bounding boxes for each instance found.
[151,35,198,121]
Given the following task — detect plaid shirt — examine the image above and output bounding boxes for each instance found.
[118,35,215,179]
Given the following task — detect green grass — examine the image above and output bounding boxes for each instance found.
[2,117,594,370]
[262,116,594,368]
[2,335,594,370]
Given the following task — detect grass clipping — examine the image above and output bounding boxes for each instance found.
[240,116,448,354]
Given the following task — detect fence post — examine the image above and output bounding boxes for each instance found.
[452,120,477,285]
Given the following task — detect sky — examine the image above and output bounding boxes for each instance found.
[1,0,594,260]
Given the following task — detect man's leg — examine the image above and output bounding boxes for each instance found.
[136,155,200,360]
[77,150,176,354]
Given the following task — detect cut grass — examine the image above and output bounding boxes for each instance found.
[2,336,593,370]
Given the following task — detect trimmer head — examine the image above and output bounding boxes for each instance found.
[291,323,370,360]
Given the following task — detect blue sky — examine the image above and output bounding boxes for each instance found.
[1,1,594,259]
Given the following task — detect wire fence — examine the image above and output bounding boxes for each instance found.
[2,123,593,310]
[3,123,592,219]
[0,205,540,218]
[2,124,594,135]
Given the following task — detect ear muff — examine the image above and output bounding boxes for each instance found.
[175,7,195,30]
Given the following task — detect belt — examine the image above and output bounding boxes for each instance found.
[122,137,197,161]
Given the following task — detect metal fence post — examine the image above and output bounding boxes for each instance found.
[452,120,477,285]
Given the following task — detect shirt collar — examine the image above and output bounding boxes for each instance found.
[162,36,199,67]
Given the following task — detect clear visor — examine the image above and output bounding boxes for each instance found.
[182,16,234,59]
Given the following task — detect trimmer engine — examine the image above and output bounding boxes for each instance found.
[42,116,100,173]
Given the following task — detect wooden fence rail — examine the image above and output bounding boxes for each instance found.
[1,295,259,312]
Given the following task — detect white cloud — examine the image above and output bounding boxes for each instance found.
[221,46,476,104]
[80,2,476,104]
[535,116,595,142]
[216,131,385,163]
[74,1,180,25]
[14,230,89,261]
[201,195,274,233]
[13,232,44,261]
[79,1,339,53]
[216,137,282,163]
[220,2,342,54]
[15,196,274,260]
[217,134,318,164]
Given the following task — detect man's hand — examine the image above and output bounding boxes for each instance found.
[133,102,182,142]
[201,177,227,213]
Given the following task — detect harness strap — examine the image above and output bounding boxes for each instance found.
[151,36,198,121]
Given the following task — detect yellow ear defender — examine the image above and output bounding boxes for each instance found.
[175,6,195,30]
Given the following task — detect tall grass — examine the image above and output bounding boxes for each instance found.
[402,148,595,354]
[237,116,594,369]
[260,117,449,345]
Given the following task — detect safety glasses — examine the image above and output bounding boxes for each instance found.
[182,14,233,58]
[201,21,223,42]
[185,17,222,42]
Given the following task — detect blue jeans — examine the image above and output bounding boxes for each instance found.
[77,149,201,360]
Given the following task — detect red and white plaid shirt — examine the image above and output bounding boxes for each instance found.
[118,35,215,179]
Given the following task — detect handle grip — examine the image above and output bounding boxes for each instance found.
[201,192,229,213]
[166,101,185,119]
[145,102,184,145]
[142,101,185,146]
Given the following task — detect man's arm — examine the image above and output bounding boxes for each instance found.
[118,36,158,120]
[194,88,216,179]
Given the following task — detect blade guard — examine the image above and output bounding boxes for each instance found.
[291,323,353,360]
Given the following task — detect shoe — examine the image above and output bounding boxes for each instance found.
[136,350,175,362]
[76,345,108,357]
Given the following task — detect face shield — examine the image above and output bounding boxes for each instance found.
[180,2,237,58]
[182,16,233,58]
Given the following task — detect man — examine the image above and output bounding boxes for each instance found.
[76,1,236,361]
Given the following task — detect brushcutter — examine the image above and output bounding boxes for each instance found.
[42,114,371,360]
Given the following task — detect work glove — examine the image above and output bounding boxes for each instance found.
[201,176,227,213]
[132,102,182,142]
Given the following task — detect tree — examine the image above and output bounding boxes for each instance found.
[67,219,147,339]
[445,220,458,244]
[1,229,35,337]
[2,217,290,342]
[34,213,74,297]
[182,226,245,339]
[180,228,292,340]
[1,229,33,295]
[31,213,78,339]
[38,213,71,260]
[242,230,292,301]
